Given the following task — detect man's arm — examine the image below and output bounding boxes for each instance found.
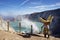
[39,17,47,23]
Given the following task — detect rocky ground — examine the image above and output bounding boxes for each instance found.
[0,30,60,40]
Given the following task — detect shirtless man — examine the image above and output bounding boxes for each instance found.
[40,15,54,38]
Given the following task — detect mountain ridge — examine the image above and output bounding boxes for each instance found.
[25,8,60,37]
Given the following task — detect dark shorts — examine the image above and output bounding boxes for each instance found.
[43,27,50,34]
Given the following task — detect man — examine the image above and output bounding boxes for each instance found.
[40,15,54,38]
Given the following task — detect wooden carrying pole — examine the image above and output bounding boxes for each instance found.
[19,22,21,33]
[7,21,9,32]
[0,16,2,27]
[31,25,33,34]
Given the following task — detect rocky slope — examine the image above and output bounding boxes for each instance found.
[26,8,60,37]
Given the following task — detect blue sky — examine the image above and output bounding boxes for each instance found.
[0,0,60,16]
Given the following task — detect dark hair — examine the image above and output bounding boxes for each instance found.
[42,18,46,20]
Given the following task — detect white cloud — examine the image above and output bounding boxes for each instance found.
[20,0,29,6]
[15,2,60,15]
[29,2,60,9]
[55,2,60,6]
[30,2,41,5]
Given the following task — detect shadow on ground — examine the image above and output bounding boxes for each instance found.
[51,34,60,38]
[18,34,43,38]
[53,35,60,38]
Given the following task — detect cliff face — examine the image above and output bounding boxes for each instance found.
[28,8,60,36]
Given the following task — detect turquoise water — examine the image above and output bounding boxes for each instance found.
[10,21,43,33]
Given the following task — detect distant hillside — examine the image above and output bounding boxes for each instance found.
[26,8,60,36]
[2,16,15,21]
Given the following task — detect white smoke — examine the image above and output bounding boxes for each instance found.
[21,18,40,34]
